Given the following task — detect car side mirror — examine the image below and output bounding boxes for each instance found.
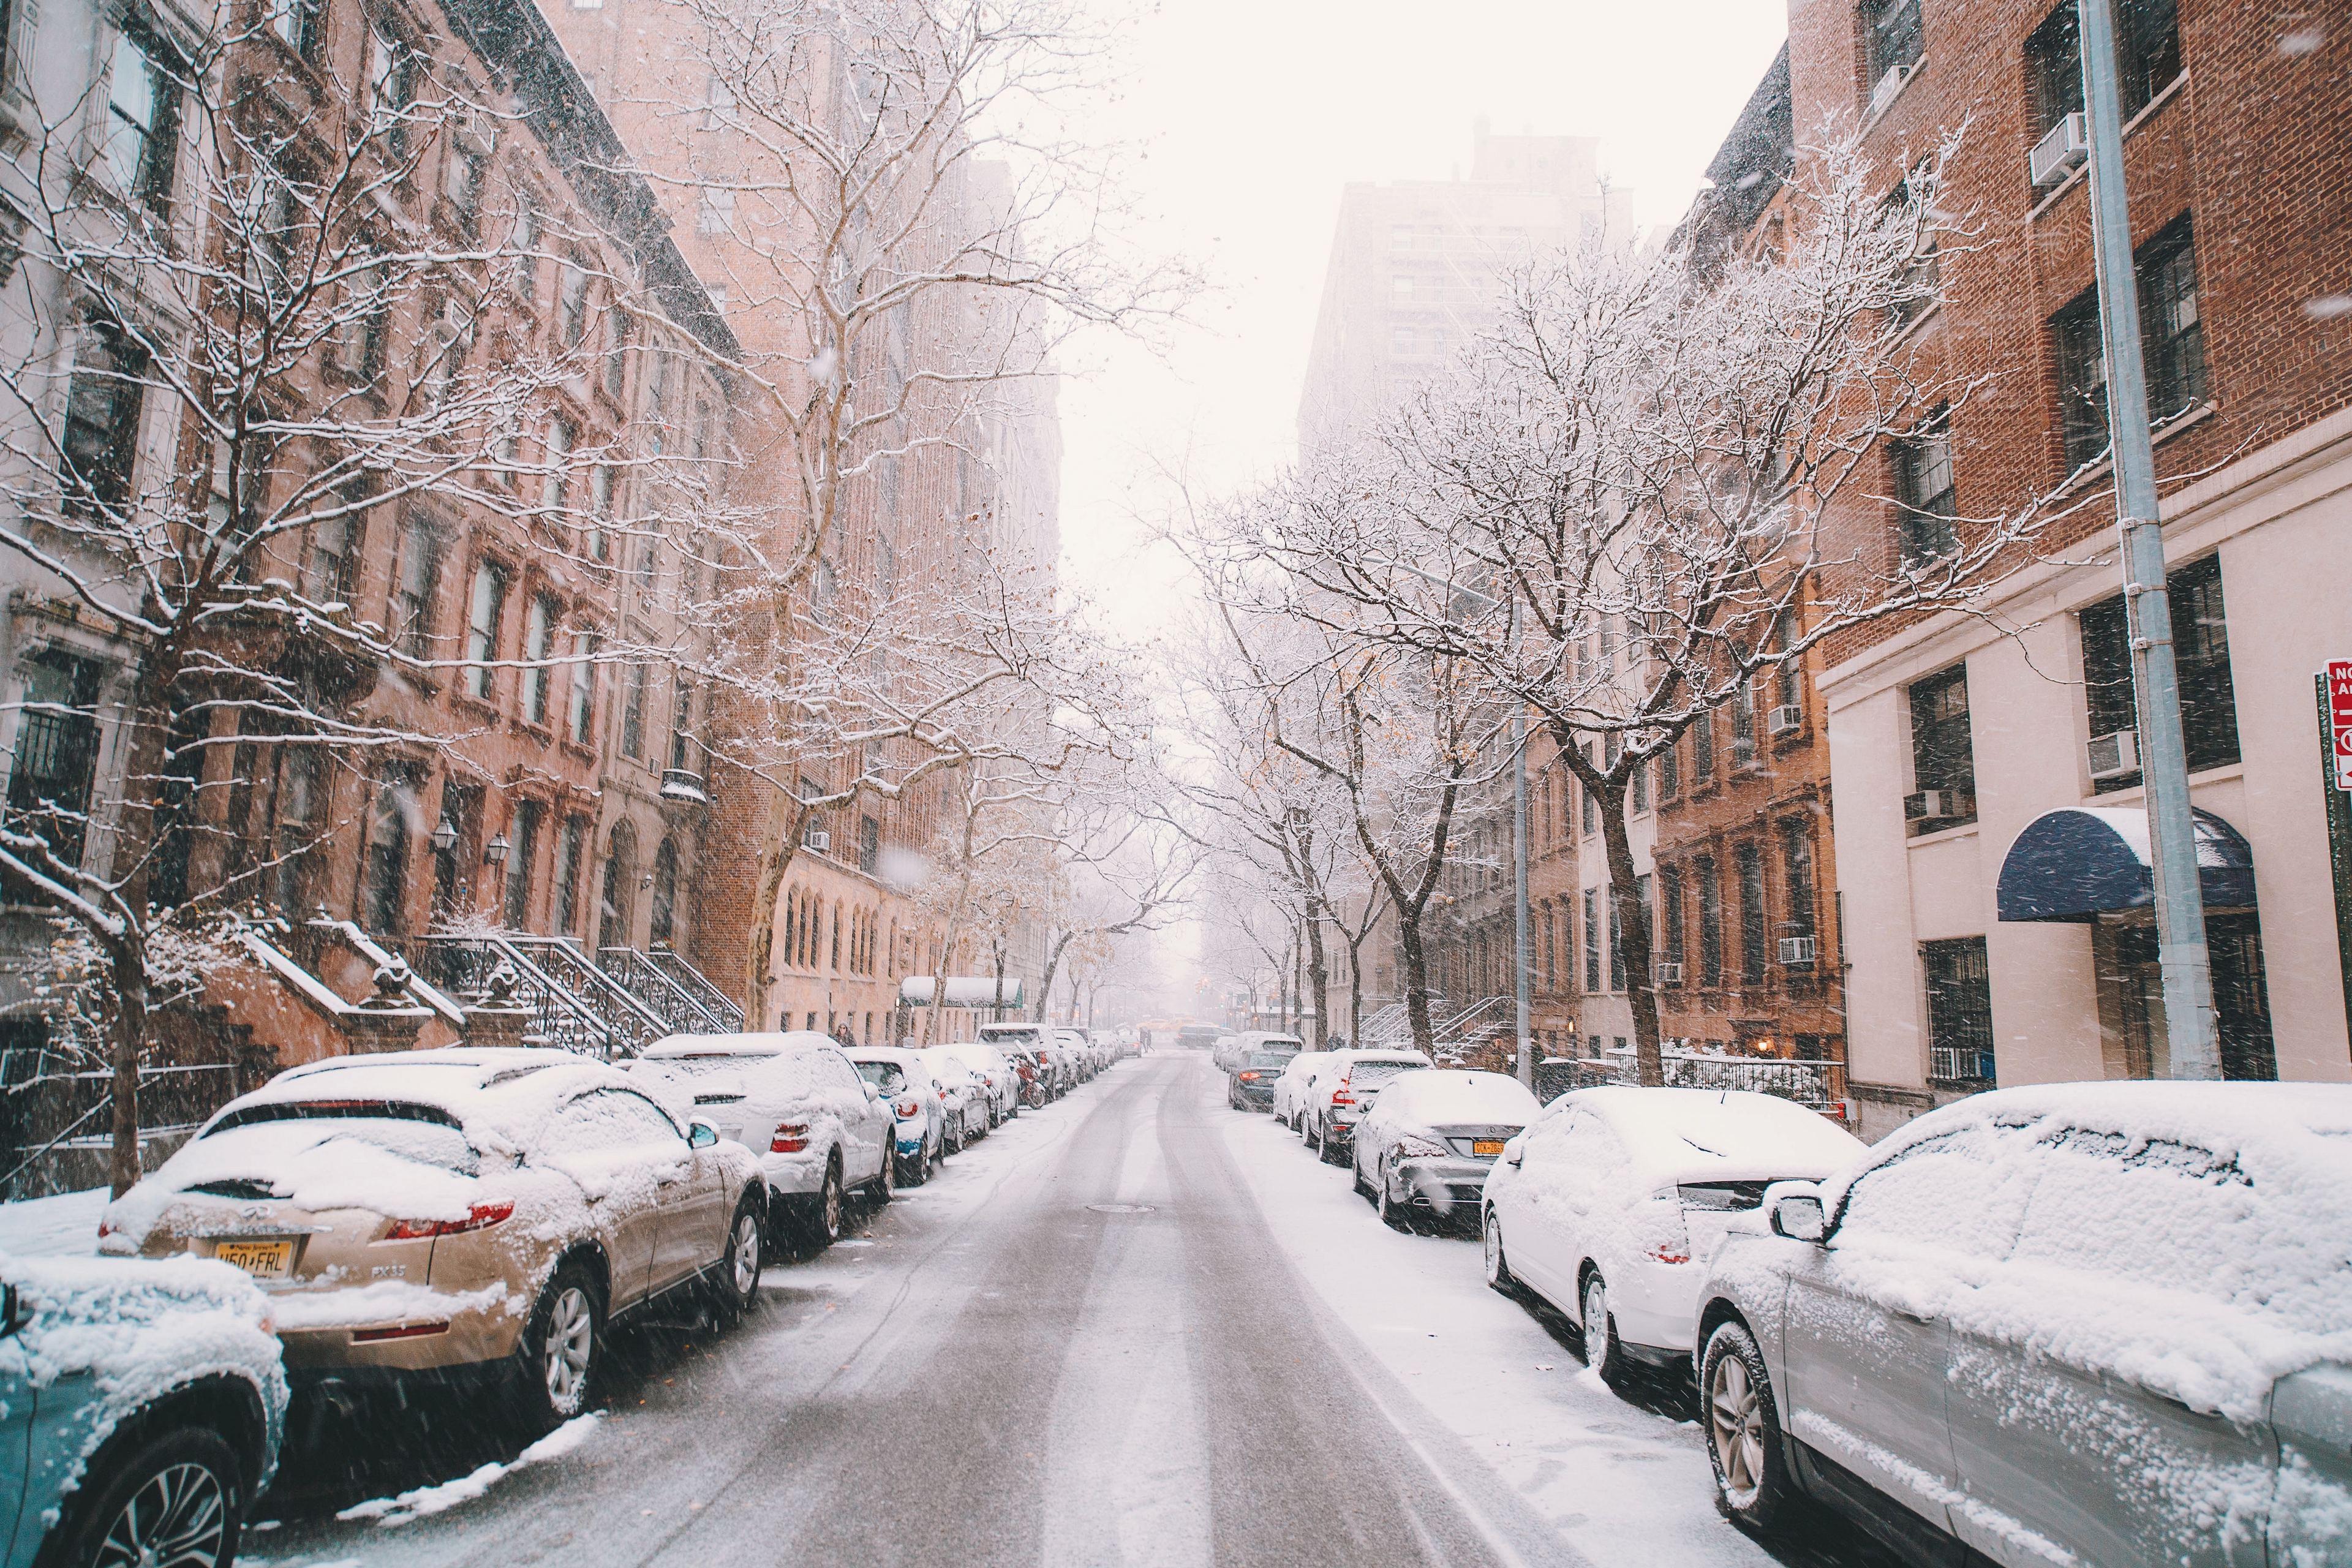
[0,1282,20,1338]
[863,1081,879,1102]
[1771,1191,1827,1243]
[1502,1144,1524,1167]
[688,1119,719,1150]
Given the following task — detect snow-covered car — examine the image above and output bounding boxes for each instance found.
[1,1251,286,1568]
[847,1047,946,1186]
[1054,1028,1094,1085]
[1269,1049,1330,1127]
[1300,1049,1432,1164]
[1481,1086,1861,1388]
[627,1031,897,1249]
[915,1046,992,1152]
[943,1042,1019,1126]
[105,1047,766,1430]
[1216,1030,1301,1077]
[1227,1046,1301,1112]
[1353,1070,1541,1233]
[1692,1081,2352,1566]
[974,1023,1050,1107]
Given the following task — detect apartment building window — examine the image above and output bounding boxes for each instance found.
[1583,886,1600,992]
[1608,891,1627,993]
[620,661,647,758]
[598,824,635,949]
[1907,663,1977,834]
[1631,752,1649,813]
[649,837,678,948]
[1885,168,1940,330]
[7,650,104,869]
[603,313,630,402]
[696,184,734,236]
[2054,215,2206,470]
[1736,843,1766,986]
[503,800,541,929]
[1696,853,1723,987]
[1391,274,1414,304]
[1893,404,1958,565]
[2079,552,2239,789]
[1692,708,1714,783]
[543,418,572,514]
[1659,865,1685,969]
[391,514,439,656]
[554,813,587,937]
[105,26,181,211]
[61,320,149,519]
[1542,906,1557,989]
[567,632,597,744]
[270,747,320,913]
[2026,0,2179,140]
[668,678,696,772]
[366,23,415,156]
[268,0,323,58]
[364,767,418,935]
[464,562,506,702]
[521,595,555,725]
[1924,935,1995,1082]
[584,464,613,564]
[1659,739,1679,801]
[1581,761,1597,836]
[1780,820,1817,941]
[556,262,589,350]
[1863,0,1924,96]
[1730,683,1757,769]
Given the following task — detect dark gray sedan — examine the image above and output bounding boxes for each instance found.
[1351,1069,1542,1233]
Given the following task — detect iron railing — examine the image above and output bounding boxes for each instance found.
[1566,1047,1849,1114]
[601,947,740,1035]
[413,936,622,1058]
[500,937,669,1052]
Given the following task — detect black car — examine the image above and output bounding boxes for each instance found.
[1227,1049,1299,1111]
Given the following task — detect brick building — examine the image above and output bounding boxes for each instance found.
[1795,0,2352,1134]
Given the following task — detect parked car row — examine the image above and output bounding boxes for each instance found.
[1229,1041,2352,1567]
[1,1028,1128,1568]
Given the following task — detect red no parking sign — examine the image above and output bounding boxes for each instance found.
[2331,661,2352,791]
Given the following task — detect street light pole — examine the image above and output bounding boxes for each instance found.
[2078,0,2220,1077]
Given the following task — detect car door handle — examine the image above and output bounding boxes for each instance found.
[1891,1306,1936,1325]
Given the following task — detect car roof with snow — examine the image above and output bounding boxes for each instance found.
[1327,1049,1431,1067]
[1374,1070,1541,1125]
[846,1046,925,1066]
[638,1030,842,1059]
[1564,1085,1864,1186]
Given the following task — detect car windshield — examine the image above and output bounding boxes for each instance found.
[1351,1062,1421,1090]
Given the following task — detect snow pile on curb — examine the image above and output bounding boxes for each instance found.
[0,1188,107,1258]
[337,1412,601,1526]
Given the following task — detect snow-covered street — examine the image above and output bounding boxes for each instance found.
[232,1055,1890,1568]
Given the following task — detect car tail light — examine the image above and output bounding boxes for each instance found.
[1646,1242,1692,1265]
[1392,1134,1449,1159]
[1237,1071,1259,1082]
[1330,1079,1355,1106]
[895,1096,920,1118]
[385,1202,514,1241]
[771,1124,810,1153]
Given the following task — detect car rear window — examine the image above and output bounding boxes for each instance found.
[858,1061,908,1093]
[195,1106,478,1176]
[1248,1052,1297,1069]
[643,1054,772,1079]
[1351,1061,1420,1090]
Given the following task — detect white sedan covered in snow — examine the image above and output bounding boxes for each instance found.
[626,1033,897,1250]
[1479,1087,1862,1386]
[1352,1070,1542,1233]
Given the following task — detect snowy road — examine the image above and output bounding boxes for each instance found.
[247,1054,1894,1568]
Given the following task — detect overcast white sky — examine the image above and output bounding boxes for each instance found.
[1054,0,1789,634]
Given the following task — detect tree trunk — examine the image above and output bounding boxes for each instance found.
[1034,929,1074,1023]
[1594,775,1664,1087]
[1344,932,1365,1043]
[1303,913,1330,1049]
[108,932,148,1197]
[1396,915,1434,1055]
[743,800,803,1028]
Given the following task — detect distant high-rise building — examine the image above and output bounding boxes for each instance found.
[1297,121,1631,453]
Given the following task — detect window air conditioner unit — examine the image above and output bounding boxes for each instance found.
[1653,960,1684,987]
[1778,936,1818,966]
[453,111,496,159]
[1905,788,1971,823]
[1868,64,1911,117]
[1769,704,1804,737]
[802,829,829,853]
[2029,113,2089,188]
[2086,728,2140,782]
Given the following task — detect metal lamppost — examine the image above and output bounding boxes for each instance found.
[2077,0,2220,1076]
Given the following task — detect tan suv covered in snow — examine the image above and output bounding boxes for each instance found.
[100,1047,766,1428]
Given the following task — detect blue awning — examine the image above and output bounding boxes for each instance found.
[1996,806,2256,923]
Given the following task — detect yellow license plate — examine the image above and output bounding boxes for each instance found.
[214,1239,293,1279]
[1472,1140,1507,1157]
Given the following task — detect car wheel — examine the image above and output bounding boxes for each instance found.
[1304,1115,1321,1151]
[897,1139,931,1188]
[1352,1158,1373,1201]
[1319,1129,1348,1167]
[1378,1164,1413,1232]
[799,1160,845,1250]
[867,1140,897,1204]
[518,1262,603,1431]
[1483,1210,1519,1295]
[1583,1272,1627,1388]
[38,1422,243,1568]
[710,1196,764,1325]
[1702,1319,1799,1534]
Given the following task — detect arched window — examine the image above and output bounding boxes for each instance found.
[649,837,678,949]
[598,820,637,951]
[782,888,798,970]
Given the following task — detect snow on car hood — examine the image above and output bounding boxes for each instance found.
[1813,1081,2352,1422]
[0,1250,287,1494]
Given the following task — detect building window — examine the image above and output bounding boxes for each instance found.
[649,837,678,948]
[2026,0,2179,141]
[1659,741,1679,801]
[1581,748,1597,836]
[104,26,180,211]
[603,312,630,402]
[859,814,880,873]
[620,661,647,759]
[61,320,149,519]
[390,514,439,657]
[1907,663,1977,835]
[503,799,541,929]
[268,0,323,58]
[2079,551,2239,789]
[270,745,321,913]
[1779,820,1817,941]
[1696,852,1723,987]
[554,813,587,937]
[1730,682,1757,769]
[668,677,696,772]
[464,562,506,702]
[586,464,614,564]
[598,824,635,949]
[1631,752,1649,813]
[522,594,556,725]
[567,632,597,745]
[7,650,104,869]
[1736,843,1766,986]
[1659,865,1685,968]
[543,418,572,514]
[304,481,366,604]
[364,767,417,934]
[2053,214,2206,471]
[1582,886,1600,993]
[1923,935,1995,1082]
[1692,708,1714,782]
[1893,403,1958,565]
[1608,889,1627,993]
[696,184,734,235]
[366,23,415,156]
[1863,0,1924,96]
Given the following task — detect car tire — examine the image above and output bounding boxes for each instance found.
[1304,1115,1321,1151]
[1583,1272,1628,1388]
[1318,1130,1348,1167]
[898,1139,932,1188]
[1702,1319,1800,1535]
[865,1140,897,1205]
[516,1261,604,1432]
[1378,1164,1414,1232]
[1483,1210,1520,1295]
[798,1159,845,1250]
[1352,1159,1373,1201]
[709,1195,764,1326]
[36,1420,245,1568]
